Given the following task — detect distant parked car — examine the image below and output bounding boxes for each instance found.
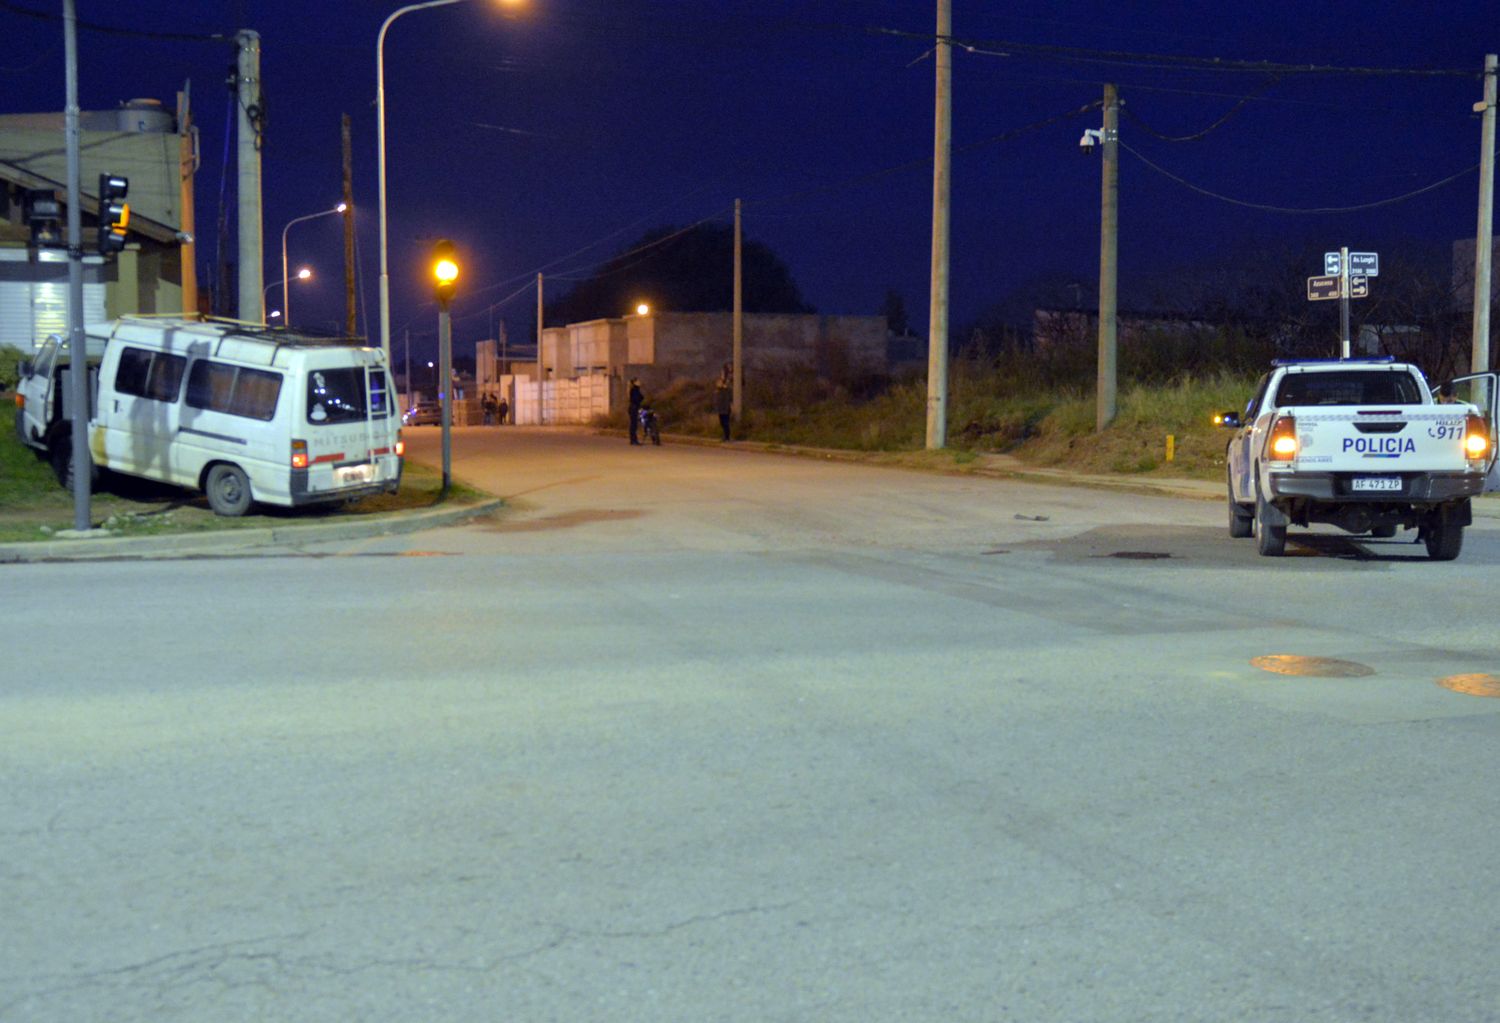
[402,401,442,426]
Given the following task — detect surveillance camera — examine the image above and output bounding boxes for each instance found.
[1079,129,1100,153]
[175,230,194,244]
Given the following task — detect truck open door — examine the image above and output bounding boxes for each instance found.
[1444,372,1499,491]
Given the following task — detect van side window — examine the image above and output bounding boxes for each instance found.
[115,347,186,402]
[186,360,283,421]
[369,369,393,417]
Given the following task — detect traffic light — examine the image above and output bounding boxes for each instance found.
[24,189,62,248]
[97,174,129,254]
[432,238,458,306]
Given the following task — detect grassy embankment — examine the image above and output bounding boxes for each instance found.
[612,360,1254,480]
[0,413,485,543]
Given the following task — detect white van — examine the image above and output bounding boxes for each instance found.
[13,329,110,483]
[85,316,404,515]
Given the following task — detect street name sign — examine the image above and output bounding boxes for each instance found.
[1324,251,1379,277]
[1308,275,1342,301]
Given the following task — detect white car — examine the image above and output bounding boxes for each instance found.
[1219,358,1496,559]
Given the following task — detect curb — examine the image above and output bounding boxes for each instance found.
[0,498,505,564]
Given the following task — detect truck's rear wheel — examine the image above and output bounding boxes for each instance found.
[1227,475,1253,538]
[1424,507,1464,561]
[205,463,253,517]
[1254,489,1286,557]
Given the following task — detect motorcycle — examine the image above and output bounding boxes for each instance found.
[638,403,662,446]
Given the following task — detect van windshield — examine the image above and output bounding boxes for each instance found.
[306,367,394,424]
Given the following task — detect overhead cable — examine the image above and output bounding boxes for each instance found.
[1122,77,1281,142]
[1120,140,1479,213]
[869,26,1476,79]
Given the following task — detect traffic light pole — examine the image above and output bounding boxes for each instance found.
[63,0,91,533]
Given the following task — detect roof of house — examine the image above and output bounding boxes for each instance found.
[0,113,181,243]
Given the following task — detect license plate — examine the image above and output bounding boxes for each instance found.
[1351,476,1401,492]
[336,463,374,485]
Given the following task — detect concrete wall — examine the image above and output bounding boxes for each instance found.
[644,312,886,381]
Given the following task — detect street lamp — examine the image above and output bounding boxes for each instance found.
[634,302,650,316]
[263,266,313,322]
[378,0,527,367]
[280,203,345,327]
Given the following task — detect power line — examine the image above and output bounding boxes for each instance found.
[869,26,1476,79]
[748,100,1103,211]
[0,0,227,42]
[1121,77,1281,142]
[1120,140,1480,213]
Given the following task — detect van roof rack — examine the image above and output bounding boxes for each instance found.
[116,314,369,349]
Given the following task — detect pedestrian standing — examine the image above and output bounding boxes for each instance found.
[497,396,509,424]
[714,363,732,442]
[481,393,495,426]
[628,377,644,445]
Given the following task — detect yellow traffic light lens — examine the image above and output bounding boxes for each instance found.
[434,258,459,283]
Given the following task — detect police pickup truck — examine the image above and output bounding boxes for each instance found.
[1218,358,1498,559]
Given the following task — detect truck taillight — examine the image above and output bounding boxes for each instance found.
[395,430,405,457]
[1268,415,1297,460]
[1465,414,1490,459]
[291,439,309,469]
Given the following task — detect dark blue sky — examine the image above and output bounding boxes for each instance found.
[3,1,1496,360]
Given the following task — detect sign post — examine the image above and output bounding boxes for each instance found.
[1311,249,1378,358]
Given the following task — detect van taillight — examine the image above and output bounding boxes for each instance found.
[1268,415,1298,460]
[395,430,405,457]
[291,439,309,469]
[13,392,22,409]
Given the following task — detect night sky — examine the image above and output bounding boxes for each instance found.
[2,1,1496,363]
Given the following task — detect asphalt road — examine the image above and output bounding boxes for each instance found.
[5,426,1500,1022]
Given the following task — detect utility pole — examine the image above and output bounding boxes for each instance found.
[177,84,198,315]
[404,328,410,407]
[536,272,544,425]
[733,197,743,418]
[1473,53,1497,373]
[63,0,91,533]
[342,114,356,337]
[1096,83,1119,432]
[925,0,952,450]
[234,30,264,322]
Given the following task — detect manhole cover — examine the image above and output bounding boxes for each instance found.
[1437,673,1500,698]
[1251,654,1375,678]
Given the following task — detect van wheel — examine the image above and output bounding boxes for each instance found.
[47,432,99,492]
[205,464,253,517]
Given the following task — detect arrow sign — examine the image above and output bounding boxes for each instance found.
[1324,252,1342,276]
[1348,275,1369,298]
[1349,252,1378,277]
[1308,274,1342,301]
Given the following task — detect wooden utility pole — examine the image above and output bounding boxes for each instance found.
[177,85,198,315]
[536,272,544,425]
[925,0,952,450]
[732,197,743,418]
[342,114,356,337]
[1473,54,1497,373]
[1096,83,1119,432]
